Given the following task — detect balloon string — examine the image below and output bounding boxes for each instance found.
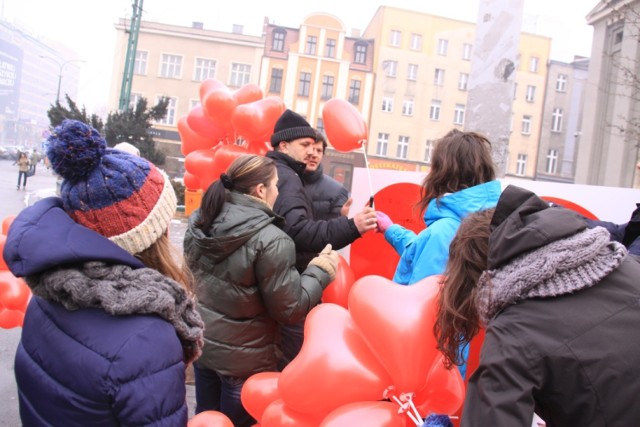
[390,395,423,426]
[360,142,374,207]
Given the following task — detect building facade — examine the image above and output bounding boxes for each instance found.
[575,0,640,188]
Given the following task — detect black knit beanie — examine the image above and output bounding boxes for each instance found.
[270,109,317,147]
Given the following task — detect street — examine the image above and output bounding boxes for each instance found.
[0,159,195,425]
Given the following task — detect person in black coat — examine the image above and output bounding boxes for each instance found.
[434,185,640,426]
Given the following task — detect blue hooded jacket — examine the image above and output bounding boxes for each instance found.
[4,198,189,426]
[385,180,501,285]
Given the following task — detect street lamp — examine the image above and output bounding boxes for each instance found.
[39,56,85,103]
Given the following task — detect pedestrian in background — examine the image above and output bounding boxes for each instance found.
[184,154,338,427]
[15,151,29,190]
[29,149,39,175]
[4,119,204,426]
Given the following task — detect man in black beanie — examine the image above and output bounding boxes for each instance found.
[266,109,377,366]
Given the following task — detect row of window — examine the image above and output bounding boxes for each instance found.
[268,69,363,104]
[387,30,473,60]
[271,29,369,64]
[520,108,564,134]
[515,151,558,176]
[134,51,252,86]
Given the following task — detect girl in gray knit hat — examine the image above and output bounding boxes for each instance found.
[434,185,640,427]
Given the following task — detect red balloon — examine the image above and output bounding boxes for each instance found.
[233,97,285,142]
[203,88,238,126]
[541,196,599,220]
[278,304,392,416]
[199,78,226,103]
[245,139,272,156]
[188,410,234,427]
[413,355,465,416]
[2,215,16,235]
[319,401,408,427]
[350,183,422,280]
[184,148,222,191]
[0,307,25,329]
[321,255,355,308]
[260,399,323,427]
[0,234,7,270]
[187,106,229,141]
[0,272,31,312]
[178,117,217,156]
[183,171,202,191]
[234,84,263,105]
[348,275,443,394]
[322,99,368,152]
[241,372,281,422]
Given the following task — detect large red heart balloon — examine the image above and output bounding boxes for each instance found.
[278,304,392,416]
[178,117,217,156]
[0,234,7,270]
[183,171,202,191]
[413,355,465,416]
[203,88,238,126]
[199,78,226,103]
[233,97,285,142]
[0,272,31,312]
[234,83,263,105]
[184,148,222,191]
[0,307,25,329]
[260,399,323,427]
[322,98,367,152]
[321,255,355,308]
[188,410,234,427]
[187,106,229,141]
[241,372,281,422]
[319,401,408,427]
[348,275,442,394]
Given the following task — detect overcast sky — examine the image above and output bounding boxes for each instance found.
[1,0,596,113]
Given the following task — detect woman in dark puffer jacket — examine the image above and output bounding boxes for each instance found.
[184,154,338,427]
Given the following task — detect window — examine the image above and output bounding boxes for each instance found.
[194,58,216,81]
[407,64,418,81]
[298,72,311,96]
[272,30,285,51]
[155,96,176,125]
[349,79,361,105]
[134,51,147,75]
[402,99,414,116]
[458,73,469,91]
[424,140,434,163]
[189,99,200,109]
[437,39,448,56]
[521,115,532,135]
[305,36,317,55]
[410,33,422,50]
[316,117,324,134]
[377,133,389,156]
[516,153,527,176]
[321,75,334,100]
[556,74,568,92]
[269,68,283,93]
[130,92,142,110]
[525,85,536,102]
[462,43,472,60]
[382,97,394,112]
[546,149,558,174]
[529,56,539,73]
[434,68,445,86]
[396,135,409,159]
[325,38,336,58]
[551,108,563,132]
[160,54,182,78]
[230,63,251,87]
[389,30,401,47]
[354,43,367,64]
[430,100,441,120]
[385,60,398,77]
[454,104,465,125]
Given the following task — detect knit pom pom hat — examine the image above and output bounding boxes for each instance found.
[270,109,317,147]
[46,119,177,254]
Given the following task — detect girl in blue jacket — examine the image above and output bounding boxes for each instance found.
[3,120,204,426]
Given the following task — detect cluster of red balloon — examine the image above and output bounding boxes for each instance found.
[0,215,31,329]
[179,79,287,191]
[232,276,465,427]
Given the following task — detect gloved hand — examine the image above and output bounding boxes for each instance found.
[308,244,339,281]
[376,211,393,233]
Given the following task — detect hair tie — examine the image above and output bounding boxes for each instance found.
[220,173,234,190]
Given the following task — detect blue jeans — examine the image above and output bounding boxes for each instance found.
[193,363,255,427]
[278,320,305,370]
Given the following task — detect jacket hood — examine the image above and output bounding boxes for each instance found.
[425,180,502,225]
[3,197,143,277]
[185,193,281,262]
[488,185,587,269]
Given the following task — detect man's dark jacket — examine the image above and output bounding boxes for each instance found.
[303,164,349,221]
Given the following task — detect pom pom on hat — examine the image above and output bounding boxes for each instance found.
[270,109,317,147]
[46,119,177,255]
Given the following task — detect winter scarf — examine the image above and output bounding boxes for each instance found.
[476,227,627,325]
[26,261,204,364]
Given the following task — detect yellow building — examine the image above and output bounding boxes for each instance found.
[362,6,551,177]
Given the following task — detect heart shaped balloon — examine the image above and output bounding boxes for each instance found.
[178,117,217,156]
[348,275,442,394]
[278,304,392,416]
[241,372,281,422]
[260,399,323,427]
[319,401,408,427]
[413,355,465,416]
[321,255,355,308]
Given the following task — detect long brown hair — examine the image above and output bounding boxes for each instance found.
[196,155,276,232]
[136,233,194,294]
[418,129,495,213]
[434,208,495,368]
